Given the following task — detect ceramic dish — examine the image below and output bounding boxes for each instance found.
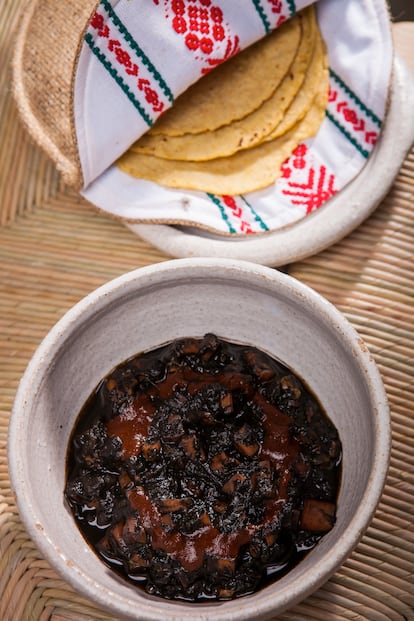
[9,258,390,621]
[130,58,414,266]
[83,0,393,238]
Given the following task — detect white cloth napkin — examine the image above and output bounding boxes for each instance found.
[78,0,393,235]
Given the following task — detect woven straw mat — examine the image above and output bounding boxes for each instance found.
[1,1,413,619]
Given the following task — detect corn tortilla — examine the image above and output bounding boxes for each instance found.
[149,15,302,136]
[117,85,328,195]
[265,33,328,141]
[131,6,318,162]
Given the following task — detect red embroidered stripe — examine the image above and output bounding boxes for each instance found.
[86,1,173,126]
[207,193,269,233]
[279,144,338,214]
[327,70,382,156]
[251,0,294,33]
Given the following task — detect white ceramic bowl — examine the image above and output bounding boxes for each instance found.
[9,258,391,621]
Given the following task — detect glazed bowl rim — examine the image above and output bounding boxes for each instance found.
[8,258,391,620]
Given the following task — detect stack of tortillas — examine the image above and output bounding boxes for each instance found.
[13,0,393,235]
[117,6,328,195]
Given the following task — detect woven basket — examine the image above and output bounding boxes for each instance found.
[12,0,98,188]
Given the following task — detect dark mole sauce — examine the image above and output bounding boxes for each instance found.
[65,334,342,601]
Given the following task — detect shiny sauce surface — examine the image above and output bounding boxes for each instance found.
[65,334,341,601]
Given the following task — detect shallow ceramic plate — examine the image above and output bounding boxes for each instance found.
[129,58,414,266]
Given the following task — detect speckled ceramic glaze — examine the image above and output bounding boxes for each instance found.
[8,259,391,621]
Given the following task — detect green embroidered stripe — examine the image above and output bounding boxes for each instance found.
[329,68,381,127]
[241,196,269,231]
[85,32,153,126]
[207,193,237,233]
[326,110,369,158]
[251,0,296,31]
[287,0,296,16]
[100,0,173,103]
[251,0,271,34]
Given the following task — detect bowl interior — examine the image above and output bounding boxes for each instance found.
[10,260,389,621]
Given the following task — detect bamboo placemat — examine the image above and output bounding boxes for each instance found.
[1,1,413,619]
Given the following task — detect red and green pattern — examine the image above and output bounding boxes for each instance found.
[207,193,269,234]
[85,0,173,127]
[326,68,382,158]
[251,0,296,32]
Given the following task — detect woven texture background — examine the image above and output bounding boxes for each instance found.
[0,0,413,618]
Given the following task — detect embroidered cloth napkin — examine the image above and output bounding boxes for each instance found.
[13,0,393,235]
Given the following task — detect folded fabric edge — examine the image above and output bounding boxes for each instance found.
[75,0,317,189]
[11,0,89,190]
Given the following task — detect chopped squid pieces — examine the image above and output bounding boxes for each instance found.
[301,499,336,532]
[116,6,329,194]
[65,334,342,602]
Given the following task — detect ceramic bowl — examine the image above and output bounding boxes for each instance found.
[8,258,391,621]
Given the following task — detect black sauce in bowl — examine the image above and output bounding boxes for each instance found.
[65,334,341,601]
